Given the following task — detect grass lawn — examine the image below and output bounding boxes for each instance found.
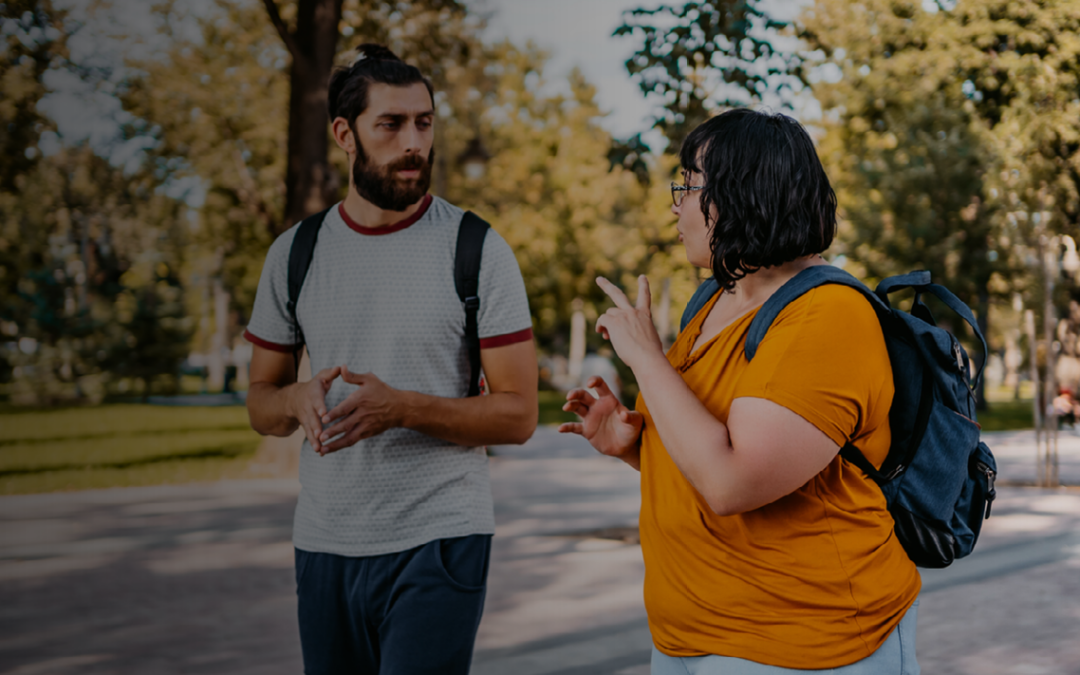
[978,399,1035,432]
[0,405,261,495]
[538,390,576,426]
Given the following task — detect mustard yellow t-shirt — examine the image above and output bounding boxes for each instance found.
[637,284,920,669]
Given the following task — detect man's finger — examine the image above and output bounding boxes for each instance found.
[340,366,367,385]
[298,411,321,453]
[320,411,359,442]
[636,275,652,313]
[323,395,359,424]
[596,276,633,310]
[558,422,584,435]
[322,428,363,453]
[317,365,342,383]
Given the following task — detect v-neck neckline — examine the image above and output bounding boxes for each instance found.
[678,292,762,371]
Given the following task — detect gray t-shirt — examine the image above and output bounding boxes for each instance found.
[245,195,533,556]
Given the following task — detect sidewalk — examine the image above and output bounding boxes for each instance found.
[982,428,1080,486]
[1,427,1078,675]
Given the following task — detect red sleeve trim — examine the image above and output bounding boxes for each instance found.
[480,327,533,349]
[339,194,433,235]
[243,329,300,353]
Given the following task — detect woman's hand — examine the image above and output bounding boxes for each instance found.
[595,275,665,372]
[558,376,643,467]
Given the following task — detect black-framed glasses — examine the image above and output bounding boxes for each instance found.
[671,181,704,207]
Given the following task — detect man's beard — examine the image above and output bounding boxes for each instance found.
[352,142,434,212]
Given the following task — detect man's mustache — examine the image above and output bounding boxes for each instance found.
[386,154,428,173]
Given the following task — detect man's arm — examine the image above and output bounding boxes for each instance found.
[246,345,341,453]
[317,339,539,452]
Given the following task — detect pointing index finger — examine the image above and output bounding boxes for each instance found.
[596,276,632,310]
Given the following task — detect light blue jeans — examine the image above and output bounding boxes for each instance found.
[651,599,919,675]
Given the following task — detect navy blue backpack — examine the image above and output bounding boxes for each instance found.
[680,266,997,568]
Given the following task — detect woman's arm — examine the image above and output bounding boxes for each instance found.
[596,276,839,514]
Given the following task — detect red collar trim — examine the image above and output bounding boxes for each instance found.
[338,194,433,235]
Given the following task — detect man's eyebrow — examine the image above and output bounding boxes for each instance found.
[375,110,435,121]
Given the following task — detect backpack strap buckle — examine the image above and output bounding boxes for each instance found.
[883,464,906,481]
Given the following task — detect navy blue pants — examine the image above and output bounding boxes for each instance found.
[295,535,492,675]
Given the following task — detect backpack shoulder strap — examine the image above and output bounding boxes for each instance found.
[679,277,721,333]
[286,207,331,378]
[744,265,884,361]
[455,211,490,397]
[744,266,894,478]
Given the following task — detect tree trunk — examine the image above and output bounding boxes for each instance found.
[975,287,990,411]
[264,0,343,235]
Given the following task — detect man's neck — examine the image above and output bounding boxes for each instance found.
[341,188,426,229]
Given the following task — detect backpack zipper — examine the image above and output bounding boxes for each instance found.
[976,461,996,518]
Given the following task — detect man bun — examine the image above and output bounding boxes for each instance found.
[351,44,402,66]
[329,43,433,123]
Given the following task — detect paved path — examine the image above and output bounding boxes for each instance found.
[2,428,1079,675]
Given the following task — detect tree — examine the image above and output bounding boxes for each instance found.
[615,0,802,149]
[445,46,696,352]
[121,0,487,328]
[0,0,68,389]
[803,0,1080,406]
[0,0,66,192]
[3,145,191,405]
[259,0,476,231]
[261,0,342,230]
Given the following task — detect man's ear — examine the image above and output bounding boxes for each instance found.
[331,117,355,155]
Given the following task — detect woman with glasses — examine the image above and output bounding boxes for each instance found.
[559,109,920,674]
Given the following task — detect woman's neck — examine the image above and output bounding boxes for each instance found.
[726,255,827,307]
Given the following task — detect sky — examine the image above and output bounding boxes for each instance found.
[478,0,660,140]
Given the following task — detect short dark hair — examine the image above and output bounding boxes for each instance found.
[680,108,837,291]
[327,44,434,124]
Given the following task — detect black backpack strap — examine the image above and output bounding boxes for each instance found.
[744,265,885,361]
[286,207,331,379]
[455,211,490,397]
[840,441,887,483]
[679,277,721,333]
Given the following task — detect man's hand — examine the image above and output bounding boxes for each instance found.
[317,367,402,454]
[559,376,643,467]
[286,366,341,454]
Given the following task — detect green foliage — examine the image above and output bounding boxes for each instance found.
[105,264,194,401]
[608,134,653,187]
[804,0,1080,365]
[1,145,192,406]
[0,0,67,192]
[121,0,490,321]
[804,1,1002,309]
[615,0,802,148]
[447,51,697,351]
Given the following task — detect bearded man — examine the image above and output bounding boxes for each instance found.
[243,44,538,675]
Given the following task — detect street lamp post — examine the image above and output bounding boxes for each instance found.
[459,135,491,182]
